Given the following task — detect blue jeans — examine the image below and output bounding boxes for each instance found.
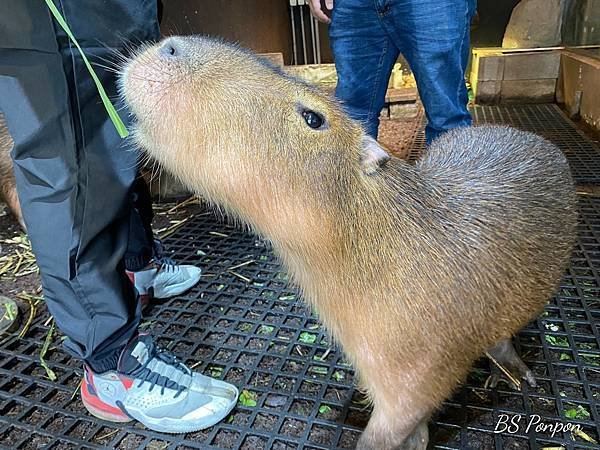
[329,0,476,143]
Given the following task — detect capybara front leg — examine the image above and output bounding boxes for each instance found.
[356,409,429,450]
[485,338,536,389]
[5,185,25,231]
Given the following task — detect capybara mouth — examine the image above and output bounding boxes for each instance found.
[119,38,187,118]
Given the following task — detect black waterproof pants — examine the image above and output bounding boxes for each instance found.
[0,0,160,372]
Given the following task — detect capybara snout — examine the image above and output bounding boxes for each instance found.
[121,36,577,449]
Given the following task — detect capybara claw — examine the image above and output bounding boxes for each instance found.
[523,369,537,388]
[486,339,538,390]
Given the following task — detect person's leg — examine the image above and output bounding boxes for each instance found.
[124,177,156,273]
[0,0,158,373]
[458,0,477,108]
[1,0,236,430]
[387,0,473,144]
[1,2,237,432]
[124,174,203,300]
[329,0,400,139]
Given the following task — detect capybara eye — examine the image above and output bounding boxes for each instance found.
[302,110,325,129]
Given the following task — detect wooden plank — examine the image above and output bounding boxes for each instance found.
[385,87,418,103]
[477,55,505,81]
[580,65,600,130]
[560,49,600,70]
[558,52,584,116]
[161,0,294,63]
[500,79,557,103]
[474,81,502,104]
[379,106,390,120]
[503,52,560,80]
[259,53,285,67]
[473,44,600,56]
[561,51,600,131]
[389,102,419,119]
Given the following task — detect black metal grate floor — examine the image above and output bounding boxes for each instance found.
[0,105,599,450]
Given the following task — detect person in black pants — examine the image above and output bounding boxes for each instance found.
[0,0,237,432]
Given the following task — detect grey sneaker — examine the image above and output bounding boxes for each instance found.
[127,240,202,300]
[81,334,238,433]
[127,258,202,300]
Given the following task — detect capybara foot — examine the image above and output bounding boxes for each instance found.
[399,421,429,450]
[485,339,536,390]
[357,419,428,450]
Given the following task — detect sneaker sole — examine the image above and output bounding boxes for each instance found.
[81,391,133,423]
[154,275,201,299]
[123,397,237,434]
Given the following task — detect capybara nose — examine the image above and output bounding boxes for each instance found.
[158,38,181,59]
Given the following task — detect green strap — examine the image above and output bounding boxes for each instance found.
[44,0,129,138]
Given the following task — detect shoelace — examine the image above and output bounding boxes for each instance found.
[153,239,179,273]
[155,255,178,273]
[132,345,192,397]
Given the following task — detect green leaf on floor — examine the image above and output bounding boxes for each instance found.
[299,332,317,344]
[238,389,258,408]
[318,405,332,415]
[40,321,57,381]
[564,404,590,420]
[545,335,569,347]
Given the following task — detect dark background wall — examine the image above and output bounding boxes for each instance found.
[160,0,520,64]
[471,0,520,47]
[160,0,294,61]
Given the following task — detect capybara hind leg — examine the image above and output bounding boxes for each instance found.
[357,410,428,450]
[486,338,536,389]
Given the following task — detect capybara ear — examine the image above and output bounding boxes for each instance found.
[360,135,390,175]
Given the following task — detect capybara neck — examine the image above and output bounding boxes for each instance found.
[191,134,420,315]
[218,154,430,347]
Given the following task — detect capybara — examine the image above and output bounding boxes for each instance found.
[0,113,25,230]
[120,36,577,449]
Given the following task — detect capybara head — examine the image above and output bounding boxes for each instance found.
[121,36,388,229]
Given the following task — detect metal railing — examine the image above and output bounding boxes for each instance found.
[289,0,322,65]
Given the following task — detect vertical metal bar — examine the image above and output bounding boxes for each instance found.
[314,16,321,64]
[298,0,308,64]
[290,0,298,65]
[309,4,317,64]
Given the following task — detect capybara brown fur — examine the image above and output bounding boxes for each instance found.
[0,113,24,230]
[120,36,577,449]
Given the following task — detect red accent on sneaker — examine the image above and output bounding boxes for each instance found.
[139,294,150,309]
[126,271,152,309]
[126,271,135,284]
[81,377,129,420]
[120,375,134,390]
